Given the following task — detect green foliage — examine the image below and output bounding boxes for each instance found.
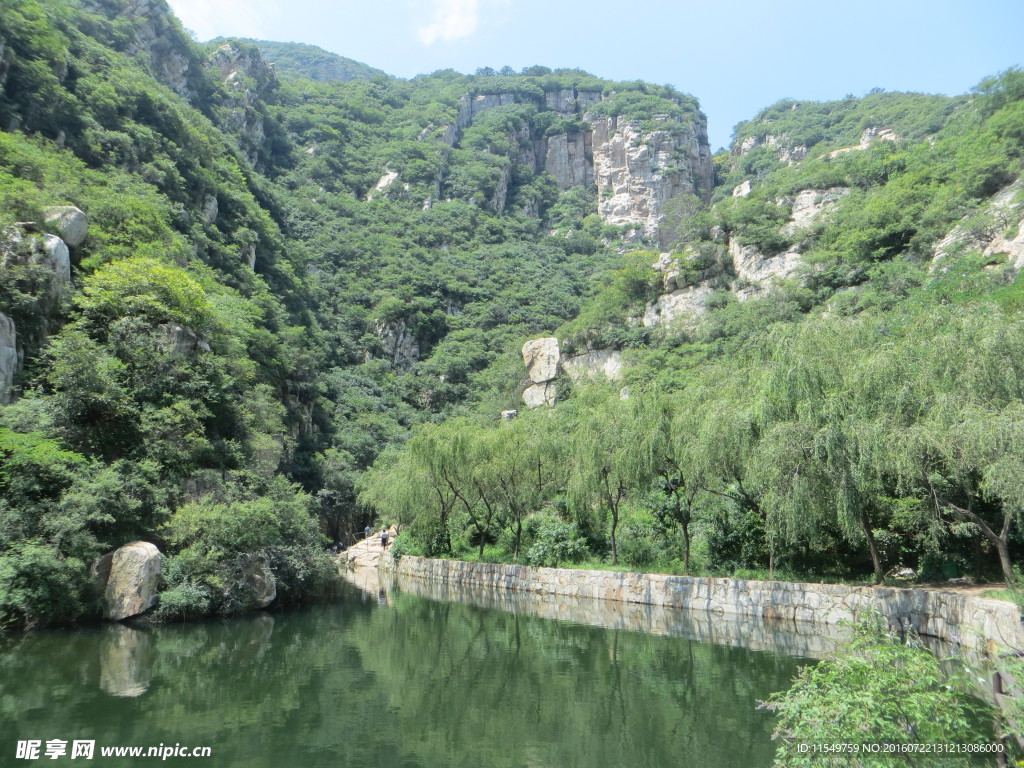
[523,512,587,567]
[762,617,990,767]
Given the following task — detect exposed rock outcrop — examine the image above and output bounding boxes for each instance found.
[933,178,1024,269]
[592,115,712,244]
[156,323,211,355]
[117,0,197,100]
[207,42,278,165]
[642,284,717,326]
[0,312,16,405]
[426,89,712,241]
[782,187,850,235]
[104,542,162,621]
[375,319,419,368]
[826,126,899,158]
[561,348,623,382]
[42,206,88,248]
[736,133,807,165]
[522,337,560,383]
[522,382,557,409]
[520,336,624,406]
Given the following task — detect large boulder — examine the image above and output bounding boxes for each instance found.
[43,206,88,248]
[243,556,276,609]
[104,542,162,621]
[522,381,556,409]
[522,337,560,383]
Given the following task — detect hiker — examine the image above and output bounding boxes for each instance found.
[381,529,389,549]
[364,525,371,540]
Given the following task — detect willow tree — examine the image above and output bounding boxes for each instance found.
[875,306,1024,582]
[749,319,897,583]
[567,387,664,564]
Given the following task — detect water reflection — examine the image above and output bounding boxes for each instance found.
[346,565,850,660]
[0,577,813,768]
[99,625,154,697]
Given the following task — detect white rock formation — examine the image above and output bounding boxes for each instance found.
[522,382,557,409]
[561,349,623,382]
[201,195,219,224]
[933,179,1024,269]
[730,239,803,286]
[43,206,88,248]
[104,542,162,621]
[781,187,850,236]
[376,319,419,368]
[157,323,211,355]
[642,284,716,326]
[522,337,560,383]
[732,180,752,198]
[827,127,899,158]
[591,115,712,244]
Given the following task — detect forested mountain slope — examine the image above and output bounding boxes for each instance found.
[0,0,1022,629]
[0,0,713,626]
[362,70,1024,586]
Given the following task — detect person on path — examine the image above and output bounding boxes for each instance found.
[365,525,371,540]
[381,529,390,549]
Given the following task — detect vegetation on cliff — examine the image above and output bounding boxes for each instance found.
[0,0,1023,628]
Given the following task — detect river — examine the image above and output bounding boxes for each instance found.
[0,572,878,767]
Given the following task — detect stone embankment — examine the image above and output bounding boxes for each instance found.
[375,555,1024,652]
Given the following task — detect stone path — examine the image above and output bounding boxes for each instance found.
[336,527,397,569]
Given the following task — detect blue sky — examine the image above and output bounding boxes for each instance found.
[167,0,1024,149]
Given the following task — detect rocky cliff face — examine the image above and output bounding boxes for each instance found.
[393,88,712,244]
[933,178,1024,270]
[592,115,712,243]
[207,42,279,167]
[114,0,200,100]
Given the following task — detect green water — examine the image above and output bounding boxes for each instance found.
[0,579,811,768]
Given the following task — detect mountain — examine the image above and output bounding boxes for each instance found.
[0,0,1022,628]
[225,39,390,83]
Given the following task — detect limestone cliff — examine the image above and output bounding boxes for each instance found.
[207,42,279,167]
[391,87,712,244]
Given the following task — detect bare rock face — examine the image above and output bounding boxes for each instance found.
[43,206,88,248]
[591,115,712,245]
[375,319,419,369]
[933,179,1024,270]
[643,284,716,327]
[522,337,560,383]
[120,0,195,100]
[730,239,802,287]
[104,542,162,621]
[561,349,623,382]
[782,187,850,234]
[826,126,899,158]
[522,382,557,409]
[0,312,16,405]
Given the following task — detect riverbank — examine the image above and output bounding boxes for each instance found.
[368,554,1024,652]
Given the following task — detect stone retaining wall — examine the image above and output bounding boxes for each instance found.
[380,555,1024,652]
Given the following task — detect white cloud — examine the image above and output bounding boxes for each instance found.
[166,0,278,42]
[416,0,480,45]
